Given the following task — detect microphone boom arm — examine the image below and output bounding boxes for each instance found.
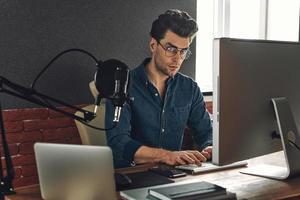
[0,76,95,122]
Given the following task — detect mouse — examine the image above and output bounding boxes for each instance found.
[114,173,132,187]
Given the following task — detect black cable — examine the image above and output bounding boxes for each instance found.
[288,140,300,151]
[35,95,117,131]
[272,132,300,151]
[30,48,99,89]
[75,118,117,131]
[28,48,118,130]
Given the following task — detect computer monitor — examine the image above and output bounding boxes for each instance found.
[212,38,300,179]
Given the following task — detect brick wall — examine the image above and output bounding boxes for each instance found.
[1,107,83,188]
[206,101,213,114]
[0,101,212,188]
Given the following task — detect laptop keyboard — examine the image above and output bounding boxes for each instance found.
[175,161,248,174]
[176,163,209,169]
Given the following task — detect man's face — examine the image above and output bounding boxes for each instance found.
[150,30,190,77]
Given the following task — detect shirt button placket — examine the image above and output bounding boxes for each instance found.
[159,107,166,147]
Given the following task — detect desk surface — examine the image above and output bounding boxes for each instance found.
[5,151,300,200]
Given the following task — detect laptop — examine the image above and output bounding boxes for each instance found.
[34,143,117,200]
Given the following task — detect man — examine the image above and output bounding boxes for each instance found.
[106,9,212,168]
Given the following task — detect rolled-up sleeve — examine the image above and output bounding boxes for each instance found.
[105,100,142,168]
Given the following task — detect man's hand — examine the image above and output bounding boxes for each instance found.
[200,146,212,160]
[161,150,207,166]
[134,146,213,166]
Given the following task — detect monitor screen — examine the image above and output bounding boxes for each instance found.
[212,38,300,166]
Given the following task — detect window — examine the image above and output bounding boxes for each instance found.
[268,0,300,41]
[196,0,214,93]
[230,0,261,39]
[196,0,300,93]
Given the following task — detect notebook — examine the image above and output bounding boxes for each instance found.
[34,143,117,200]
[148,181,226,200]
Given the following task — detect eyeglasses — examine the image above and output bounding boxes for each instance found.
[156,40,192,60]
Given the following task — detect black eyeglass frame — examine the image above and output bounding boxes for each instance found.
[156,40,192,60]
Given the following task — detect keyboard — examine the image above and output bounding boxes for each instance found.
[175,161,248,174]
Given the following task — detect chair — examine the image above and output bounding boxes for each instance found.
[75,81,107,146]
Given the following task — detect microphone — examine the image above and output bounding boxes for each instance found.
[94,59,130,124]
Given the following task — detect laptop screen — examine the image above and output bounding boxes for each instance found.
[34,143,117,200]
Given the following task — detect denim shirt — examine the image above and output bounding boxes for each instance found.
[105,58,212,168]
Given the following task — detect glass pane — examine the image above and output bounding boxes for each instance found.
[230,0,261,39]
[196,0,214,92]
[268,0,300,42]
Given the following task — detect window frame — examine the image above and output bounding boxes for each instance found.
[196,0,300,94]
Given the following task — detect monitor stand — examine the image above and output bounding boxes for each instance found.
[240,97,300,179]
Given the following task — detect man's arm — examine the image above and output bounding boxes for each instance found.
[187,82,213,158]
[105,100,143,168]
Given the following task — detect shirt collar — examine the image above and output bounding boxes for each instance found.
[136,58,151,85]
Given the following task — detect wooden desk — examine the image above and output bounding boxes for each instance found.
[5,151,300,200]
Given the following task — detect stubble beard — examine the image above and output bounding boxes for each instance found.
[154,58,178,78]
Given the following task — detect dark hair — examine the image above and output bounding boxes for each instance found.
[150,9,198,42]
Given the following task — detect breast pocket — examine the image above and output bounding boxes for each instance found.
[162,104,191,150]
[168,104,191,132]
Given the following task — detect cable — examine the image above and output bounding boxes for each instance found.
[288,140,300,151]
[36,95,117,131]
[29,48,118,131]
[30,48,99,89]
[272,131,300,151]
[31,94,116,130]
[75,118,117,131]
